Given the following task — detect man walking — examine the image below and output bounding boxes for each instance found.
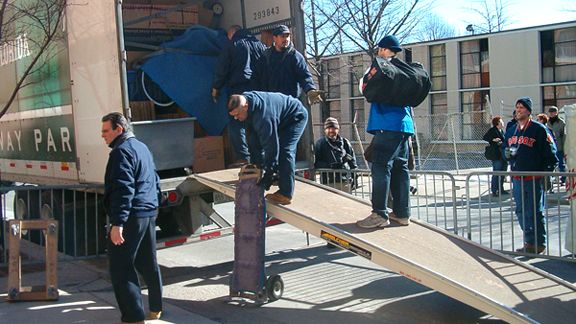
[102,112,163,323]
[503,97,558,254]
[227,91,308,205]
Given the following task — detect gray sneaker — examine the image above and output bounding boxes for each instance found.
[388,213,410,226]
[357,212,390,228]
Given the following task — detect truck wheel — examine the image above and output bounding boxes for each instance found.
[265,275,283,302]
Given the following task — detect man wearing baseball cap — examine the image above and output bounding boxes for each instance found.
[253,25,322,106]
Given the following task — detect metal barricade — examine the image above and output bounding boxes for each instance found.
[314,168,576,261]
[1,183,106,265]
[313,169,460,234]
[466,171,575,261]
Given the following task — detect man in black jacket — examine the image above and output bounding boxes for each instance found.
[102,112,163,323]
[314,117,357,192]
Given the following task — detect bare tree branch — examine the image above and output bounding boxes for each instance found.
[1,0,67,119]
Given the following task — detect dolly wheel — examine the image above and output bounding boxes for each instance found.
[265,275,284,302]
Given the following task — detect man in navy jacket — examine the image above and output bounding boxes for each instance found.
[503,97,558,254]
[227,92,308,205]
[212,26,267,165]
[102,112,163,323]
[253,25,322,105]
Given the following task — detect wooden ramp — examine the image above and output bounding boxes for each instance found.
[193,169,576,323]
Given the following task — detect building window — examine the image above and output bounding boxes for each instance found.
[460,39,489,89]
[542,84,576,111]
[349,54,364,98]
[541,27,576,83]
[430,93,448,140]
[323,58,341,99]
[430,44,447,91]
[461,90,490,140]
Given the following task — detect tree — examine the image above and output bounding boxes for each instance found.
[323,0,433,60]
[413,13,456,42]
[304,0,350,121]
[466,0,510,34]
[0,0,67,119]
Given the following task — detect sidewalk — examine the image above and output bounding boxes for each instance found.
[0,257,216,324]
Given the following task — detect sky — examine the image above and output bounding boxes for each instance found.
[432,0,576,34]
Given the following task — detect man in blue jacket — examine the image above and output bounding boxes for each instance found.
[102,112,163,323]
[357,35,413,229]
[212,26,267,165]
[227,91,308,205]
[503,97,558,254]
[253,25,322,105]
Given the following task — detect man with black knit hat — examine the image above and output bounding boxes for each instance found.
[503,97,558,254]
[357,35,414,229]
[547,106,566,184]
[314,117,357,192]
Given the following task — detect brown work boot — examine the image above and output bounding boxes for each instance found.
[265,191,292,205]
[515,243,545,254]
[147,310,162,320]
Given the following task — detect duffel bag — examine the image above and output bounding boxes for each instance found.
[361,57,431,107]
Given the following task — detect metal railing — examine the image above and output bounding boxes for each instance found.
[314,168,576,261]
[1,184,107,263]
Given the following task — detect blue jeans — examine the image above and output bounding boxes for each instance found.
[108,216,163,322]
[276,111,308,198]
[370,131,411,220]
[228,117,250,161]
[491,159,507,194]
[512,178,546,247]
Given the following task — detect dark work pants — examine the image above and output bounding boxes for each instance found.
[108,216,163,323]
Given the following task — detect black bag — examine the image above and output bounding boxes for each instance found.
[362,57,431,107]
[484,145,501,161]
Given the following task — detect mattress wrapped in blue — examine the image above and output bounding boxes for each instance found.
[140,25,230,135]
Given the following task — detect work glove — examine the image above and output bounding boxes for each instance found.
[211,88,220,103]
[307,89,323,105]
[257,169,275,191]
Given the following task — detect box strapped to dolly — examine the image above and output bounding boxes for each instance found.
[7,219,59,301]
[229,165,283,303]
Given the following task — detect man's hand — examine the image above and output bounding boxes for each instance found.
[211,88,220,103]
[110,226,125,245]
[307,89,323,105]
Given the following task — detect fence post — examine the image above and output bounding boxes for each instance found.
[450,114,459,173]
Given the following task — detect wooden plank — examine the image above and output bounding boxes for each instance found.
[194,169,576,323]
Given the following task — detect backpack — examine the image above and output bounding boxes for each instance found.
[361,57,431,107]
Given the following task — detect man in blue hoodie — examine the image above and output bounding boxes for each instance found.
[503,97,558,254]
[356,35,413,229]
[212,26,267,165]
[102,112,163,323]
[227,91,308,205]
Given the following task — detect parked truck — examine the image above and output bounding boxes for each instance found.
[0,0,314,256]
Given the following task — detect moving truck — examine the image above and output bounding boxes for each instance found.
[0,0,314,255]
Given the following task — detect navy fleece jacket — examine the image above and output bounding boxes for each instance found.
[503,119,558,174]
[244,91,308,171]
[104,132,160,226]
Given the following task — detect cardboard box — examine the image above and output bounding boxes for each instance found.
[123,3,198,29]
[193,136,225,173]
[130,101,156,121]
